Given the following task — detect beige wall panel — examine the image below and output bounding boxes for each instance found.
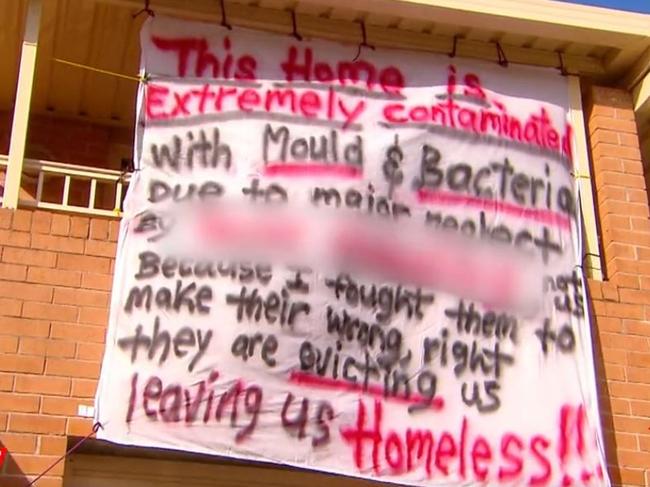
[64,454,382,487]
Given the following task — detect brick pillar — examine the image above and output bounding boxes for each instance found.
[0,208,117,487]
[586,86,649,288]
[585,86,650,487]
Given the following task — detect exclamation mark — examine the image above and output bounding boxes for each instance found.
[558,405,571,464]
[593,429,606,480]
[576,404,586,457]
[558,404,590,486]
[558,405,574,486]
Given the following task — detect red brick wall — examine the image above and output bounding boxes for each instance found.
[0,84,648,487]
[0,111,133,171]
[25,116,111,170]
[0,112,109,168]
[585,86,650,487]
[0,110,133,213]
[0,209,117,487]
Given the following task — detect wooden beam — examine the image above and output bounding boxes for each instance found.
[633,72,650,113]
[569,76,603,281]
[633,72,650,167]
[619,46,650,90]
[2,0,42,209]
[604,43,650,85]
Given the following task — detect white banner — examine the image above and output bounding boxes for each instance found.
[96,15,609,487]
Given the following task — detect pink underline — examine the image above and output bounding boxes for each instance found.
[417,189,571,230]
[289,371,444,411]
[263,162,363,178]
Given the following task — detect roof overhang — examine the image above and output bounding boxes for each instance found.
[91,0,650,82]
